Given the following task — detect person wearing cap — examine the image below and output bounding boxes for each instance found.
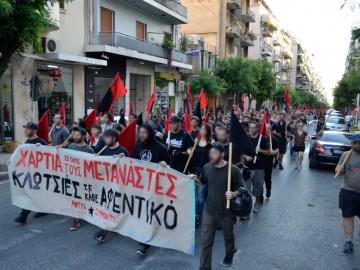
[336,133,360,253]
[14,122,47,224]
[67,127,94,231]
[190,142,245,269]
[162,115,194,173]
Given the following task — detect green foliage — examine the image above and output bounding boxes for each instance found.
[179,34,188,53]
[352,27,360,41]
[333,70,360,110]
[252,59,276,104]
[0,0,71,78]
[162,36,175,50]
[189,68,226,96]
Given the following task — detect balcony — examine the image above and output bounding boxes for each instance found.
[226,23,242,38]
[261,42,273,57]
[227,0,242,10]
[273,36,282,47]
[85,32,190,68]
[281,63,290,71]
[240,34,255,47]
[273,53,281,62]
[283,48,293,59]
[261,27,274,37]
[241,7,256,23]
[121,0,187,24]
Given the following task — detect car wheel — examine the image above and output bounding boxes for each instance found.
[309,156,319,169]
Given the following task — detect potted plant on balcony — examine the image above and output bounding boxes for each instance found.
[162,36,175,66]
[247,31,257,41]
[179,34,188,53]
[268,23,278,32]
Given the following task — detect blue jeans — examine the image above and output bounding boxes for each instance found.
[289,140,295,159]
[196,185,208,218]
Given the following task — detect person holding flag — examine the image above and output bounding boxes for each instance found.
[190,116,200,140]
[243,121,270,213]
[49,114,70,147]
[89,124,105,154]
[273,112,289,170]
[14,122,48,224]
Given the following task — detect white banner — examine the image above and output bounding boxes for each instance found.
[8,144,195,255]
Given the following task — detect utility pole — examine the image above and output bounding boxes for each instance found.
[218,0,226,58]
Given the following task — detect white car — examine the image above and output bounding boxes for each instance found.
[325,117,348,132]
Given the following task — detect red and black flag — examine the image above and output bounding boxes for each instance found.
[37,109,50,143]
[97,73,127,113]
[271,100,277,109]
[147,88,157,115]
[259,110,269,138]
[193,101,203,126]
[239,95,245,112]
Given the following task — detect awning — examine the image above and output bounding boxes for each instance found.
[37,53,107,66]
[18,53,46,61]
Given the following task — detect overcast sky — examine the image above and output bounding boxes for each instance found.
[266,0,357,104]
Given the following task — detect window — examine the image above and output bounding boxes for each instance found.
[327,117,345,124]
[100,7,114,33]
[136,21,147,41]
[325,133,352,144]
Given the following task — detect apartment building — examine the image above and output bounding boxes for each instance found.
[84,0,191,115]
[0,0,107,145]
[180,0,256,58]
[290,39,326,101]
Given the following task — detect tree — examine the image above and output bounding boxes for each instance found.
[0,0,70,78]
[333,71,360,111]
[189,68,226,96]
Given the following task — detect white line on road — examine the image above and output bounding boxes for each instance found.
[0,180,9,185]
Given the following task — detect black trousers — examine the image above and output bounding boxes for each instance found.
[264,157,274,192]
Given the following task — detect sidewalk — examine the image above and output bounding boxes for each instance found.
[0,152,11,181]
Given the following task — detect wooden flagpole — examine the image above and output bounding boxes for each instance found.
[334,150,352,179]
[49,123,55,135]
[226,142,233,209]
[253,134,263,163]
[167,130,171,150]
[96,145,108,156]
[183,138,199,174]
[60,133,73,148]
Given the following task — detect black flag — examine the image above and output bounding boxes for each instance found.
[97,88,113,113]
[230,110,256,157]
[193,101,202,126]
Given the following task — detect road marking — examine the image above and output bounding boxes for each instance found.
[0,180,9,185]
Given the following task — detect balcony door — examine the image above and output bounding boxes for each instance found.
[100,7,114,33]
[136,21,146,41]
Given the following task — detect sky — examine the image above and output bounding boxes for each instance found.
[266,0,357,104]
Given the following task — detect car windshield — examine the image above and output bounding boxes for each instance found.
[324,133,352,144]
[327,118,345,124]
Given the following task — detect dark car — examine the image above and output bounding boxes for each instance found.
[308,131,352,169]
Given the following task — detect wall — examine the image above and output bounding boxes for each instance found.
[101,0,172,43]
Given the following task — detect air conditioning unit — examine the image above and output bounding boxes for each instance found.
[42,37,61,53]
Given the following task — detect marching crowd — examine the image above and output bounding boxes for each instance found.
[14,106,358,269]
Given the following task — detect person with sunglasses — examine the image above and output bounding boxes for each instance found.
[336,134,360,253]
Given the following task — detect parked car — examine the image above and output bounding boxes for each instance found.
[329,112,343,118]
[308,131,352,168]
[324,117,348,131]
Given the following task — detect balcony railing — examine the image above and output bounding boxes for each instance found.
[273,53,281,62]
[98,32,187,63]
[240,34,255,47]
[261,42,273,56]
[154,0,187,18]
[241,7,255,22]
[282,48,293,59]
[186,35,217,54]
[226,23,242,38]
[261,27,274,37]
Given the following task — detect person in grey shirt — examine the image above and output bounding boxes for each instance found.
[49,114,70,146]
[101,111,116,132]
[67,127,94,231]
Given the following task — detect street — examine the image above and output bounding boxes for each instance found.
[0,144,359,270]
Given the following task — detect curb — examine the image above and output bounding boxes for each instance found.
[0,171,8,181]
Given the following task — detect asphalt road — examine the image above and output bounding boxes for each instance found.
[1,144,360,270]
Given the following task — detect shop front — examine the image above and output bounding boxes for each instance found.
[155,72,180,115]
[0,65,14,146]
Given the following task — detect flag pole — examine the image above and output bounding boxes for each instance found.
[226,142,233,209]
[268,127,272,152]
[167,130,171,150]
[334,150,352,179]
[253,134,263,163]
[49,123,55,135]
[60,133,73,148]
[183,138,199,174]
[97,145,108,156]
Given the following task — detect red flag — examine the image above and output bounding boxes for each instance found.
[187,83,193,108]
[261,101,266,109]
[147,88,157,115]
[199,89,208,109]
[110,72,127,101]
[164,107,173,132]
[204,113,209,123]
[241,95,245,106]
[266,114,272,134]
[108,103,114,114]
[96,112,102,124]
[259,111,268,137]
[84,109,97,133]
[37,109,50,143]
[59,103,66,124]
[128,100,133,119]
[182,110,192,133]
[271,100,277,109]
[118,119,137,157]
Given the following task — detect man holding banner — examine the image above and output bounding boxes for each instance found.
[14,122,47,224]
[190,143,245,269]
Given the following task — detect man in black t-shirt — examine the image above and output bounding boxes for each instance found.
[243,122,270,214]
[162,116,194,173]
[94,129,129,243]
[273,112,289,170]
[14,122,47,224]
[190,116,200,140]
[134,123,170,256]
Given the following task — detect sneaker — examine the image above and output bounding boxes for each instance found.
[279,164,284,170]
[342,240,354,253]
[136,245,149,256]
[70,219,81,231]
[222,253,235,267]
[14,215,27,224]
[295,165,298,169]
[253,203,261,213]
[266,190,271,199]
[239,215,250,220]
[195,217,201,228]
[33,212,47,218]
[216,223,222,230]
[94,230,109,243]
